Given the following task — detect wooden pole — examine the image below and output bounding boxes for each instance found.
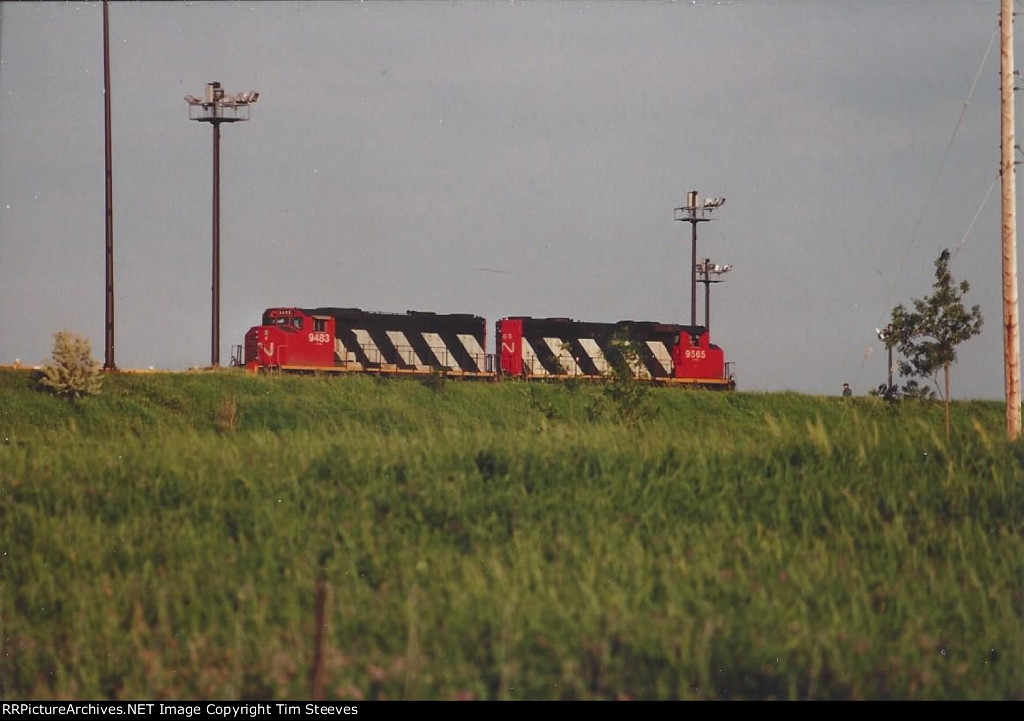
[102,0,116,371]
[1001,0,1021,440]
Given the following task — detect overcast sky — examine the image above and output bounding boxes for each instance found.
[0,0,1018,399]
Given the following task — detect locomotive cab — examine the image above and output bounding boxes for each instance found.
[671,328,728,386]
[244,307,335,371]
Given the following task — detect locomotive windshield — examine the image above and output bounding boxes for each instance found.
[269,316,303,329]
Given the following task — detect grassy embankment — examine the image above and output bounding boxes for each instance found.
[1,368,1021,700]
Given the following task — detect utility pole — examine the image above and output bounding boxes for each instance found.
[102,0,116,371]
[1001,0,1021,440]
[185,83,259,367]
[674,191,724,328]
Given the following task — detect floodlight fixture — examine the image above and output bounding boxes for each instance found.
[696,260,733,277]
[695,257,732,332]
[877,323,895,392]
[186,81,258,123]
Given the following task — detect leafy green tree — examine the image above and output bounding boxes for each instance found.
[887,249,982,437]
[38,331,103,400]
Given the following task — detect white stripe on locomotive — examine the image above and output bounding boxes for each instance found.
[578,338,610,375]
[646,340,673,376]
[544,337,581,376]
[629,354,652,379]
[334,338,357,364]
[353,329,383,365]
[421,333,457,370]
[457,333,486,372]
[520,339,548,376]
[386,331,425,368]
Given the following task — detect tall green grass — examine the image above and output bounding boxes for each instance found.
[1,369,1021,699]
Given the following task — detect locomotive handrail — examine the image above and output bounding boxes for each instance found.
[355,341,490,374]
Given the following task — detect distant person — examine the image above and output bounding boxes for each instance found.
[842,382,852,397]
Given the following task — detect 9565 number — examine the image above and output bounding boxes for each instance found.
[683,348,706,360]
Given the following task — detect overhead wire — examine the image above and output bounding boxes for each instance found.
[851,19,1000,393]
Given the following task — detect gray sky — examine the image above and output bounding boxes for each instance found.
[0,0,1016,398]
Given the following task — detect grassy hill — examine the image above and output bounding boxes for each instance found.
[2,368,1021,700]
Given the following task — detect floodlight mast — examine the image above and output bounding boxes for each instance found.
[185,82,258,367]
[695,258,732,332]
[674,191,724,328]
[877,324,895,393]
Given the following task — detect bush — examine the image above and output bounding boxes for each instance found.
[593,333,657,427]
[37,331,103,399]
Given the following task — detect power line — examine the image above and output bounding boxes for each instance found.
[886,22,997,307]
[852,22,999,393]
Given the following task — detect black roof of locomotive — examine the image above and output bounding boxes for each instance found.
[301,307,481,319]
[294,307,486,334]
[500,315,708,338]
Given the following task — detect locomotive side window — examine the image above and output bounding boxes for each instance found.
[314,318,327,332]
[292,318,303,329]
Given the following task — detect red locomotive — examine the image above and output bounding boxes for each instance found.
[243,307,491,377]
[242,306,734,388]
[496,316,732,388]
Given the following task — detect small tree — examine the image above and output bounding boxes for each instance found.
[888,249,982,437]
[38,331,103,400]
[592,331,657,427]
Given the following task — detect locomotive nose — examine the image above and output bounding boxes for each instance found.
[244,326,267,367]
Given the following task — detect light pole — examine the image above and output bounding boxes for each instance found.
[877,324,894,394]
[695,258,732,332]
[674,191,724,327]
[185,82,259,367]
